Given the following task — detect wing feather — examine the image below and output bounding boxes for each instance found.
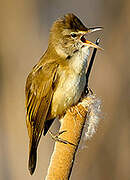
[25,61,58,147]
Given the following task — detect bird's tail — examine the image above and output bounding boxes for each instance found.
[28,139,37,175]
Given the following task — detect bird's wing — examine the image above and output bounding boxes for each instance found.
[25,61,59,147]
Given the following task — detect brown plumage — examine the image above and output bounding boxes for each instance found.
[26,60,59,174]
[25,13,102,175]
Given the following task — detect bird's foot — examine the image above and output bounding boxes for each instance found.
[81,87,93,100]
[48,130,76,146]
[87,87,93,95]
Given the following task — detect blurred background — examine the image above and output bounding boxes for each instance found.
[0,0,130,179]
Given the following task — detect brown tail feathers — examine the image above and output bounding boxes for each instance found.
[28,139,37,175]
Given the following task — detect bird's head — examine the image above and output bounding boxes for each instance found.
[49,13,103,58]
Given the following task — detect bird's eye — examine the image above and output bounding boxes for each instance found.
[71,33,77,38]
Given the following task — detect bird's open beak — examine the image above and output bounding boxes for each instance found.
[83,39,103,50]
[80,27,103,50]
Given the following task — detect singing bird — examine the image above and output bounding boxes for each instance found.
[25,13,102,175]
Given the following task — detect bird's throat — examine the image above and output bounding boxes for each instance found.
[69,46,90,74]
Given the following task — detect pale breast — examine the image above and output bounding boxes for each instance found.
[50,69,86,117]
[50,47,89,118]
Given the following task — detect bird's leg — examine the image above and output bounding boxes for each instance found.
[81,86,93,100]
[86,87,93,95]
[48,130,76,146]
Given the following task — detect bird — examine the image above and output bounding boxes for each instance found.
[25,13,102,175]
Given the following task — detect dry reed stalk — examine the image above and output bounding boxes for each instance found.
[45,96,93,180]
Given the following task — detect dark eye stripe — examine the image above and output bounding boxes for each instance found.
[71,33,77,38]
